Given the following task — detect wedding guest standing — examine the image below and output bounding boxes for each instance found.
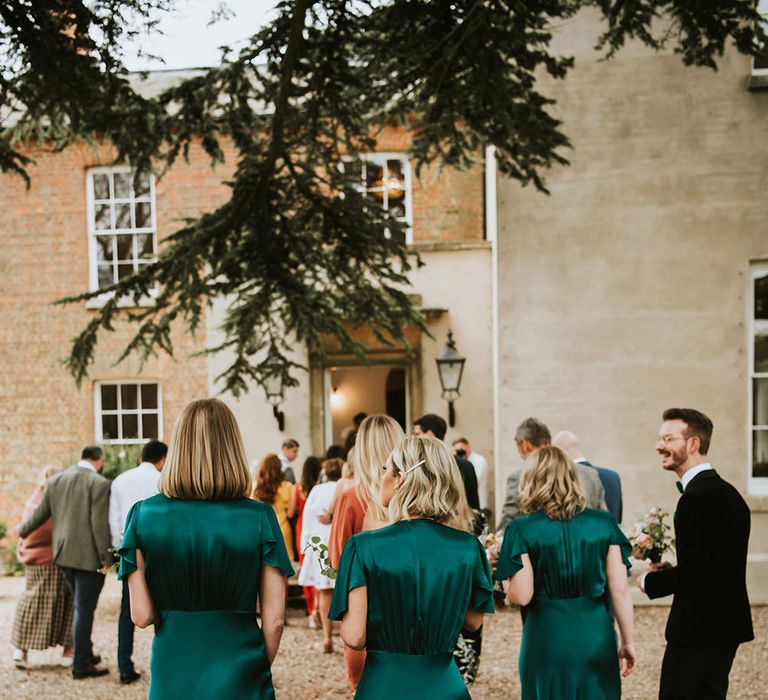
[330,436,494,699]
[11,466,73,669]
[639,408,753,700]
[278,439,300,484]
[497,446,636,699]
[289,456,322,626]
[298,458,343,652]
[329,414,404,689]
[108,440,167,685]
[253,453,296,560]
[118,398,294,699]
[18,446,111,680]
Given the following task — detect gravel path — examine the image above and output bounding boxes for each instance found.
[1,575,765,699]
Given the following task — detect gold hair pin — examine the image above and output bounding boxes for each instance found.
[403,459,426,474]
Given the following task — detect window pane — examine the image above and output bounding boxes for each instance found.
[756,331,768,373]
[118,263,134,280]
[102,414,119,441]
[96,235,113,263]
[141,383,158,408]
[116,234,134,261]
[365,162,383,190]
[115,203,132,229]
[114,172,132,199]
[135,202,152,229]
[121,384,138,409]
[390,201,406,219]
[755,273,768,320]
[142,414,158,439]
[98,264,115,288]
[95,204,111,230]
[134,173,151,198]
[753,430,768,478]
[754,378,768,425]
[122,413,139,440]
[136,233,154,259]
[101,384,118,410]
[93,174,110,200]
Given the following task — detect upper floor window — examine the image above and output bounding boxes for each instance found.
[750,262,768,492]
[754,0,768,75]
[95,381,162,444]
[346,153,413,243]
[86,167,157,291]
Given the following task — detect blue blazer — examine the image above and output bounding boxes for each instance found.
[579,459,622,523]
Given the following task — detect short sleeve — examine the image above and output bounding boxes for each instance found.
[261,505,295,577]
[470,539,495,614]
[329,537,367,620]
[495,518,526,581]
[117,501,141,581]
[608,517,632,572]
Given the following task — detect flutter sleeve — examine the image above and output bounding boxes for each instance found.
[470,539,496,613]
[608,516,632,572]
[328,537,367,620]
[495,518,526,581]
[117,501,141,580]
[261,505,295,576]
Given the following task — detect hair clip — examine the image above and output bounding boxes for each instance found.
[403,459,426,474]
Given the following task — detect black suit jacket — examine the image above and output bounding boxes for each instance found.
[456,456,480,511]
[644,469,753,649]
[579,459,623,523]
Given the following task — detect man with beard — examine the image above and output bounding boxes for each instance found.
[639,408,753,700]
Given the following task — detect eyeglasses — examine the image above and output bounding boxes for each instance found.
[656,435,688,445]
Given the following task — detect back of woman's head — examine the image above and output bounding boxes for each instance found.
[159,398,251,500]
[384,435,472,531]
[355,414,405,520]
[300,456,323,496]
[519,445,586,520]
[253,453,284,504]
[322,458,344,482]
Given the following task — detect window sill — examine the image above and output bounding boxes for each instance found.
[747,73,768,91]
[410,240,492,253]
[85,290,158,310]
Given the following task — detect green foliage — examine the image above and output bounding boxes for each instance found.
[102,443,144,481]
[1,1,764,395]
[0,519,25,577]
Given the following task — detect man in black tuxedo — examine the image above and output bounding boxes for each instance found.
[639,408,753,700]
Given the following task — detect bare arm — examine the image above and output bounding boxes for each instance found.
[260,565,287,664]
[340,586,367,651]
[606,544,636,677]
[127,549,157,628]
[463,608,485,632]
[502,552,534,606]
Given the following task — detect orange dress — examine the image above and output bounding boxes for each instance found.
[328,486,367,688]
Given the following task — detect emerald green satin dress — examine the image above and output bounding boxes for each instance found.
[118,494,294,700]
[496,509,631,700]
[329,519,495,700]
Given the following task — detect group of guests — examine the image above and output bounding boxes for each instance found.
[10,399,754,700]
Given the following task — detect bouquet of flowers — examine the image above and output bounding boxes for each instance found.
[478,529,504,575]
[626,507,675,564]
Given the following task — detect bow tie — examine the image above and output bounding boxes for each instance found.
[675,481,684,494]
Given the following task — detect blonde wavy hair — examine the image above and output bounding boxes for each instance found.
[382,435,473,532]
[519,446,586,521]
[355,414,405,521]
[160,398,251,500]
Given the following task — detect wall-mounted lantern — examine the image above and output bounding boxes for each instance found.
[435,330,465,428]
[263,353,286,432]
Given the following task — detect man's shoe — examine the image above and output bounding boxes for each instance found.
[90,654,101,666]
[120,670,141,685]
[72,666,109,679]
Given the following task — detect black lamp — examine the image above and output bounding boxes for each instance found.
[435,330,465,427]
[263,352,286,432]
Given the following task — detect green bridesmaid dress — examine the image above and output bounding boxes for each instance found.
[329,519,495,700]
[496,509,632,700]
[118,494,294,700]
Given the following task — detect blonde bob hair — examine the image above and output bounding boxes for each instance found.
[355,414,405,521]
[382,435,473,532]
[519,446,586,521]
[160,398,251,500]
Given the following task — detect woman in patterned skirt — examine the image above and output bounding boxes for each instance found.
[12,466,73,668]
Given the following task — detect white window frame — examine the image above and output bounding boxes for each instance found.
[754,0,768,76]
[94,380,163,445]
[85,165,158,297]
[748,262,768,495]
[343,152,414,244]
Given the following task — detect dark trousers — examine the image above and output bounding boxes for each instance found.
[659,643,738,700]
[60,567,105,673]
[118,578,135,674]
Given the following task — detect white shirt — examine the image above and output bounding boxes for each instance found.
[77,460,97,473]
[108,462,162,548]
[468,451,489,511]
[681,462,712,491]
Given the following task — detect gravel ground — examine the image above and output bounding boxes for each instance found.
[1,575,765,699]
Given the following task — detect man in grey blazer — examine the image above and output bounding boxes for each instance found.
[19,446,112,679]
[497,418,607,530]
